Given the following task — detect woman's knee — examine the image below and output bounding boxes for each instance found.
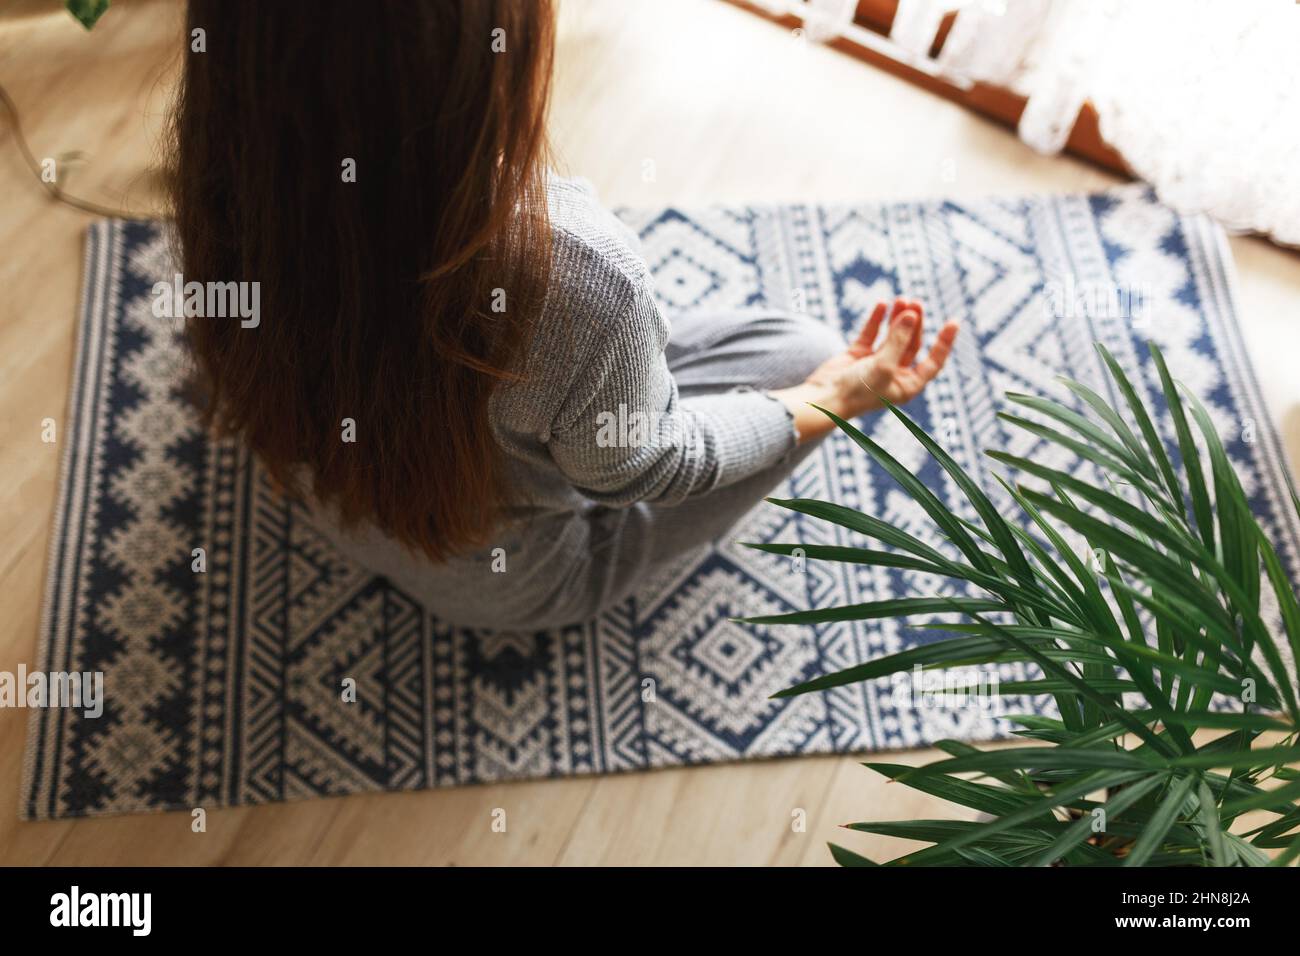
[670,310,847,393]
[768,312,846,385]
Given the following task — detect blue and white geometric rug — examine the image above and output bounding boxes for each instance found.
[22,186,1300,818]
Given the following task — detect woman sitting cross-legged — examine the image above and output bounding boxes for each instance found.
[168,0,959,629]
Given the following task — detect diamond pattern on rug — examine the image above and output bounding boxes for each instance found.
[22,188,1300,819]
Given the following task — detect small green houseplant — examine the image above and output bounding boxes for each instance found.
[744,342,1300,866]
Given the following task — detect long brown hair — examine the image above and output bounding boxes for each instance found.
[169,0,555,561]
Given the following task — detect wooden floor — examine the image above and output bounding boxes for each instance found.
[2,0,1298,866]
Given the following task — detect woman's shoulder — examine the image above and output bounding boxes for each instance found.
[492,175,665,436]
[545,173,651,295]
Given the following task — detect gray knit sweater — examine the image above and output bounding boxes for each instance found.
[306,175,799,627]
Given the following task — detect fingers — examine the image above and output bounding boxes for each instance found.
[915,320,960,382]
[887,297,924,363]
[877,307,918,364]
[892,308,922,367]
[851,302,887,357]
[898,303,925,366]
[857,296,929,366]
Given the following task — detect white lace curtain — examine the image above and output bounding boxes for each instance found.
[760,0,1300,245]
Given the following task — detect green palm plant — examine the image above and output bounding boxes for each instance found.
[742,341,1300,866]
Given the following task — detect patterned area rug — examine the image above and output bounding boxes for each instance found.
[23,186,1300,819]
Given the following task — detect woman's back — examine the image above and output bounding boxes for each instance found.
[302,175,674,626]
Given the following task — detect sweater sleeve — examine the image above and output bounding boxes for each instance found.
[545,276,799,507]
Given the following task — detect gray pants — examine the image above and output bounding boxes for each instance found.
[571,309,844,623]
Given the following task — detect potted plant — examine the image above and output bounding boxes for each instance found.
[742,342,1300,866]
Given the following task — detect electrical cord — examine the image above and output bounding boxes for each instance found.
[0,77,156,219]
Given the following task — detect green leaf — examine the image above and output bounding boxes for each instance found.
[1030,773,1168,867]
[738,595,1006,629]
[828,842,878,867]
[1150,343,1214,552]
[743,542,939,574]
[962,611,1176,756]
[66,0,110,30]
[1220,776,1300,816]
[953,846,1017,866]
[1167,744,1300,771]
[886,769,1153,866]
[897,747,1154,780]
[1140,711,1295,733]
[768,628,1014,698]
[933,739,1035,792]
[1257,528,1300,709]
[1268,833,1300,867]
[763,496,951,565]
[994,678,1137,695]
[1094,343,1183,511]
[1195,778,1229,866]
[1181,389,1300,718]
[811,405,1000,578]
[1225,833,1271,866]
[1124,774,1196,867]
[1023,488,1285,703]
[864,762,1048,819]
[989,451,1204,572]
[874,399,1042,613]
[747,540,1076,624]
[947,623,1242,708]
[998,411,1168,507]
[1004,390,1149,480]
[1056,376,1156,480]
[1000,478,1125,730]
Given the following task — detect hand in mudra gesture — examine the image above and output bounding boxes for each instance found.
[773,297,960,442]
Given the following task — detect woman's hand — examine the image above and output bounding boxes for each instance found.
[771,298,959,443]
